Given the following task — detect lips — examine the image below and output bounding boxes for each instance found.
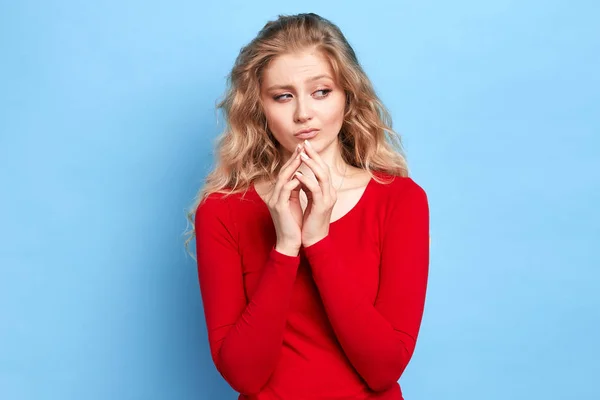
[294,129,319,139]
[294,128,319,139]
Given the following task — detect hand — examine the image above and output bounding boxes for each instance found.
[294,140,338,248]
[265,144,305,256]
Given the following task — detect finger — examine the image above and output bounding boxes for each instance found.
[299,151,329,195]
[301,141,333,198]
[294,171,323,203]
[271,147,304,202]
[302,140,327,170]
[300,145,336,199]
[279,144,303,181]
[284,153,303,185]
[289,173,302,198]
[278,176,302,207]
[281,143,304,171]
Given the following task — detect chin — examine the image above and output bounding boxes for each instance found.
[309,134,338,150]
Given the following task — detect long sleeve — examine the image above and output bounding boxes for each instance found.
[303,179,429,392]
[194,195,301,395]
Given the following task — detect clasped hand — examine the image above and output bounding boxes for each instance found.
[295,140,338,248]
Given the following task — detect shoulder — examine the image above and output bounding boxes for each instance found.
[369,172,429,227]
[195,187,259,227]
[197,186,254,211]
[372,174,429,240]
[372,171,428,205]
[196,191,229,215]
[195,190,240,225]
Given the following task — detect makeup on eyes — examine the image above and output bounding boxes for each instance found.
[272,88,332,101]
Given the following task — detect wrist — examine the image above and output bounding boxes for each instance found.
[275,243,300,257]
[302,234,327,248]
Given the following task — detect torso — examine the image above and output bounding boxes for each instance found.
[226,169,409,399]
[252,166,373,224]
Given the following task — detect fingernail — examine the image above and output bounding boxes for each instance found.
[300,152,309,160]
[304,139,311,148]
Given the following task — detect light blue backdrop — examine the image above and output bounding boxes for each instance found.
[1,1,598,399]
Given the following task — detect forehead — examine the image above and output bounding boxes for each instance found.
[262,50,334,85]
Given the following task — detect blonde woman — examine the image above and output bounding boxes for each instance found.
[186,13,430,400]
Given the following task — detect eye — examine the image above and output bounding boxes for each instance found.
[315,89,332,98]
[273,88,333,102]
[273,93,291,101]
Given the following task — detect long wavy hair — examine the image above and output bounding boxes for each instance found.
[183,13,409,257]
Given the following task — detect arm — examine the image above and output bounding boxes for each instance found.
[303,180,429,392]
[194,195,300,394]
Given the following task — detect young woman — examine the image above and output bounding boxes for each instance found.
[186,13,430,400]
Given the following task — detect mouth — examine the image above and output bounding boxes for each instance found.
[294,129,319,139]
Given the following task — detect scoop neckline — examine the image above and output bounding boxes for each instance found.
[249,174,377,226]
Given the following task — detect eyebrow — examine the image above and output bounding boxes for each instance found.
[265,75,334,92]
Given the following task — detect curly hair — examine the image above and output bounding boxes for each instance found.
[183,13,409,257]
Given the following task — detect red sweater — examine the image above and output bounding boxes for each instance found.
[194,172,429,399]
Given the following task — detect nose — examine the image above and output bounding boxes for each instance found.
[294,95,313,123]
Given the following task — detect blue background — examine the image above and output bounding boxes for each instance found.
[1,1,598,399]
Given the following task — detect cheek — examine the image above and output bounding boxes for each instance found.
[320,97,346,126]
[263,105,285,132]
[265,112,290,136]
[264,102,288,123]
[263,105,293,148]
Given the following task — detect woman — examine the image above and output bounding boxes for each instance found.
[186,13,429,400]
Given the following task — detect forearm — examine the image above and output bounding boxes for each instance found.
[206,249,300,394]
[305,235,427,392]
[306,241,411,390]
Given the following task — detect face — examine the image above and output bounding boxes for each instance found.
[259,49,346,158]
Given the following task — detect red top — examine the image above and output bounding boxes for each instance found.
[194,172,429,399]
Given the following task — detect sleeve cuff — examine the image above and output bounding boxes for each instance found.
[302,235,334,259]
[269,246,301,266]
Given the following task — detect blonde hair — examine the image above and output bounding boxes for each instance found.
[183,13,409,257]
